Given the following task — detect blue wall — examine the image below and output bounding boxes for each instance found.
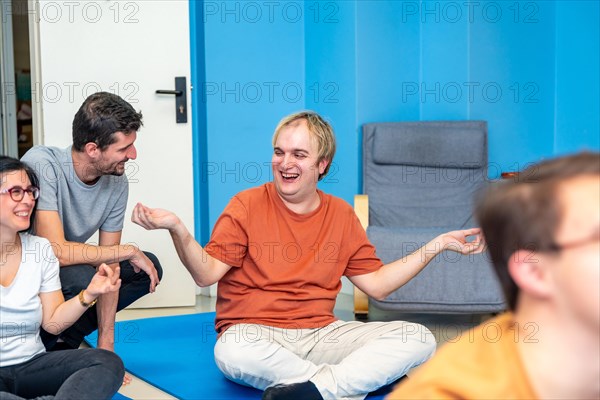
[191,0,600,243]
[554,1,600,155]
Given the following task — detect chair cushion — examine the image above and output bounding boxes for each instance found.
[372,125,485,168]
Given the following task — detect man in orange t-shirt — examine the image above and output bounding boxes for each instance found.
[132,111,485,400]
[388,152,600,400]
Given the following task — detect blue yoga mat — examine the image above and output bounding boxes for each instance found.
[87,312,396,399]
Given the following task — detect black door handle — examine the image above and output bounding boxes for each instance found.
[155,90,183,96]
[155,77,187,123]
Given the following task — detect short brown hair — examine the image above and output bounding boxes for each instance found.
[272,111,336,181]
[475,152,600,310]
[72,92,143,151]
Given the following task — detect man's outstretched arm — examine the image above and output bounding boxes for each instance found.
[131,203,232,286]
[349,228,485,301]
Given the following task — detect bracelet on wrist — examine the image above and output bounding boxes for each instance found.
[78,289,98,308]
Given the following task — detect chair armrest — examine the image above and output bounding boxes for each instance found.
[354,194,369,229]
[353,195,369,319]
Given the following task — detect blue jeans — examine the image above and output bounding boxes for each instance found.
[0,348,124,399]
[41,251,163,349]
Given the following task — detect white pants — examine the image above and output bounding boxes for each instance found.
[214,320,436,400]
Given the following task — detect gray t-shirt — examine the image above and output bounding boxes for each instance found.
[22,145,129,243]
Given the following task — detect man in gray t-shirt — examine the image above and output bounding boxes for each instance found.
[21,92,162,364]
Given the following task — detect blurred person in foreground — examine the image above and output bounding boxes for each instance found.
[387,151,600,399]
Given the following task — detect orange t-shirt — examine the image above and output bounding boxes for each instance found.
[205,182,382,334]
[387,312,538,400]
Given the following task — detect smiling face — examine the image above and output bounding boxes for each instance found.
[95,131,138,176]
[271,119,328,212]
[0,169,36,234]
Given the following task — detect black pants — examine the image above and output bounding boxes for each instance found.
[41,252,163,349]
[0,349,124,399]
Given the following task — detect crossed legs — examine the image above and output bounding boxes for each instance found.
[214,320,436,400]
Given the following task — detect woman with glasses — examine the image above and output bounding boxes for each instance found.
[0,156,124,400]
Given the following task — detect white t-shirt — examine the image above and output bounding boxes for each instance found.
[0,233,60,367]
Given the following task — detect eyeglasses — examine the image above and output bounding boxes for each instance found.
[549,230,600,251]
[0,186,40,202]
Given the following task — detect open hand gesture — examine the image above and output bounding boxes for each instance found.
[131,203,180,231]
[440,228,486,255]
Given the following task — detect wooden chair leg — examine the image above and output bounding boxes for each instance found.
[354,286,369,320]
[353,194,370,319]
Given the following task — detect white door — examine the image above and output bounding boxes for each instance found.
[31,0,196,307]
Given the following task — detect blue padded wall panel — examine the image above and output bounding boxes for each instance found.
[305,1,359,202]
[554,1,600,155]
[420,0,469,121]
[469,1,556,176]
[203,1,306,228]
[356,1,421,124]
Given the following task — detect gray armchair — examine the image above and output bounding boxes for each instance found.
[354,121,505,317]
